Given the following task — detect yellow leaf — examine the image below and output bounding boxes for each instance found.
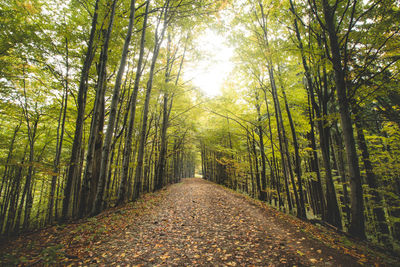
[297,250,304,256]
[160,254,170,260]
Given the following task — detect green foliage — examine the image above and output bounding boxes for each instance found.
[197,0,400,250]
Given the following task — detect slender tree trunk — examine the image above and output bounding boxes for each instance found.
[88,92,105,212]
[93,0,136,214]
[62,0,100,221]
[0,123,20,231]
[81,41,107,216]
[279,74,307,219]
[155,93,170,190]
[154,31,188,190]
[118,0,150,205]
[48,38,69,224]
[35,175,46,227]
[13,146,29,233]
[307,90,326,217]
[255,99,267,201]
[257,0,295,213]
[289,5,326,217]
[309,58,342,228]
[4,145,26,234]
[251,131,262,198]
[319,112,342,228]
[268,69,293,214]
[332,124,351,226]
[355,109,390,246]
[263,91,281,208]
[146,128,158,192]
[54,168,64,221]
[246,131,256,198]
[133,0,170,201]
[322,0,365,239]
[89,0,118,216]
[22,116,38,230]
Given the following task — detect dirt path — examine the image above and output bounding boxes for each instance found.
[87,178,359,266]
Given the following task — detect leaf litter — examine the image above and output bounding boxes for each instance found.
[1,178,397,266]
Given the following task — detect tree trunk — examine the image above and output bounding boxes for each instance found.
[246,131,256,198]
[118,0,150,205]
[311,55,342,228]
[155,93,170,190]
[22,116,39,230]
[0,123,20,232]
[289,4,326,217]
[62,0,100,221]
[255,99,267,201]
[355,109,390,246]
[133,0,170,201]
[154,31,187,190]
[332,124,351,226]
[268,68,294,214]
[48,38,69,223]
[89,0,118,216]
[93,0,136,215]
[322,0,365,239]
[279,74,307,219]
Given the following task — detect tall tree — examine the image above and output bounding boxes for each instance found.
[89,0,118,216]
[93,0,137,215]
[117,0,150,205]
[320,0,365,239]
[133,0,170,200]
[62,0,101,221]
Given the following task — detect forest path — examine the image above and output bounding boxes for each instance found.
[92,178,359,266]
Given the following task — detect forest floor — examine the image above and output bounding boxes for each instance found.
[1,178,398,266]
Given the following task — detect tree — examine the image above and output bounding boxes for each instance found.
[62,0,101,221]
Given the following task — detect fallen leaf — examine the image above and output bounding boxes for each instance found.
[160,254,170,260]
[297,250,304,256]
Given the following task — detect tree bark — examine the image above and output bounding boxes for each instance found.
[90,0,118,216]
[93,0,137,215]
[332,123,351,226]
[154,32,187,190]
[255,98,267,201]
[117,0,150,205]
[48,38,69,224]
[289,3,326,217]
[251,131,262,198]
[133,0,170,201]
[62,0,100,221]
[322,0,365,239]
[280,78,307,219]
[355,109,390,246]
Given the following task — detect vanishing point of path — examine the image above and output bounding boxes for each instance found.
[93,178,359,266]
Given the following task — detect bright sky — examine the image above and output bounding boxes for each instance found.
[183,29,234,97]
